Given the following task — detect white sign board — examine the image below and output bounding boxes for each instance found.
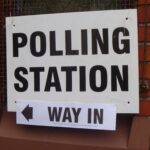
[6,9,139,113]
[16,100,116,130]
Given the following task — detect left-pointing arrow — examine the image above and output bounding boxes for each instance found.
[22,104,33,121]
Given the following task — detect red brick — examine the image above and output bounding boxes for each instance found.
[138,25,150,42]
[139,63,150,79]
[139,44,150,61]
[138,5,150,23]
[140,100,150,116]
[140,90,150,97]
[138,0,150,5]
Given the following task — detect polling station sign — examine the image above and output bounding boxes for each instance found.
[6,9,139,113]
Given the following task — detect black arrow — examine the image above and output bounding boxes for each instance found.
[22,105,33,121]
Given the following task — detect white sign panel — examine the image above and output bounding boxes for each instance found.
[16,100,116,130]
[6,9,139,113]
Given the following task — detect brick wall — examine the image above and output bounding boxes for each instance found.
[138,0,150,115]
